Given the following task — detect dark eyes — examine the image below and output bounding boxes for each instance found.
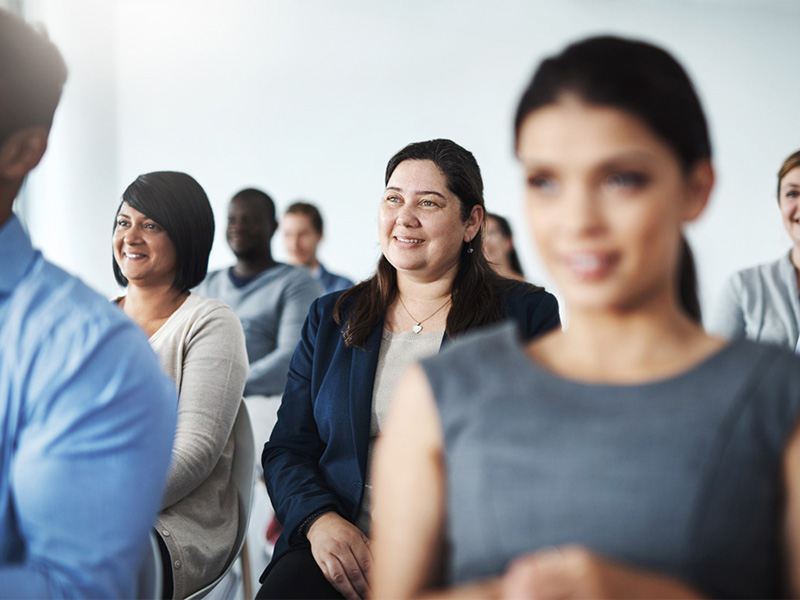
[786,190,799,199]
[527,175,556,193]
[606,172,649,189]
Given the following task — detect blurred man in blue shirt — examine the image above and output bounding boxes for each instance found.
[0,10,177,598]
[282,201,354,294]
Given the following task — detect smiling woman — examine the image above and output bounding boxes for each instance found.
[258,139,560,600]
[112,171,249,600]
[711,149,800,351]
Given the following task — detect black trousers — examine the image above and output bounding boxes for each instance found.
[257,547,344,600]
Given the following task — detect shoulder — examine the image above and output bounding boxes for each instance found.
[183,293,243,328]
[5,255,176,415]
[718,339,800,446]
[726,254,789,288]
[429,321,519,372]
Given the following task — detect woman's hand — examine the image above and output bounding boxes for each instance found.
[500,546,704,600]
[306,511,372,599]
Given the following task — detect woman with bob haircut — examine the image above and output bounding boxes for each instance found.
[371,38,800,599]
[712,149,800,351]
[258,138,560,600]
[112,171,248,599]
[484,212,526,281]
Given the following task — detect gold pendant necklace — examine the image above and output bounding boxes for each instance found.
[397,295,451,334]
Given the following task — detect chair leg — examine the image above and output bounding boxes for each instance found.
[241,539,253,600]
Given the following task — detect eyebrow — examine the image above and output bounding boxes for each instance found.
[385,186,446,199]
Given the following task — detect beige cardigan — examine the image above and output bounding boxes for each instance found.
[148,293,248,599]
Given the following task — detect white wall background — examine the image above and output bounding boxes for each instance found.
[18,0,800,323]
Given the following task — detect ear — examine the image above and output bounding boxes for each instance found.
[463,204,484,242]
[0,127,50,181]
[681,159,714,224]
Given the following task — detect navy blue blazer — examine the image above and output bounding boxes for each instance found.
[262,283,560,571]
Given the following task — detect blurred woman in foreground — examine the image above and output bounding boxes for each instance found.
[372,37,800,599]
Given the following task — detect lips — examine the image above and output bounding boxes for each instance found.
[563,251,618,280]
[394,236,424,245]
[123,251,147,260]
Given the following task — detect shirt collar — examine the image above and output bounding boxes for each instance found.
[0,214,36,295]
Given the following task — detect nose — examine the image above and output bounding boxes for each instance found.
[564,184,605,237]
[396,204,420,228]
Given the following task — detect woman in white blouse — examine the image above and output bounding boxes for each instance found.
[112,171,248,599]
[712,149,800,351]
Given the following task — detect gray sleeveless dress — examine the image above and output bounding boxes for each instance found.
[422,323,800,599]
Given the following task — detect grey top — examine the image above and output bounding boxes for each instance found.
[147,293,248,599]
[423,323,800,599]
[354,328,444,533]
[195,264,322,396]
[710,250,800,351]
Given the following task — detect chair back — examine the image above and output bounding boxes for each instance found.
[185,400,256,600]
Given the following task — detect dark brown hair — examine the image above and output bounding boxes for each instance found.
[0,10,67,145]
[778,150,800,202]
[334,138,540,348]
[285,201,324,235]
[514,36,710,323]
[487,213,525,279]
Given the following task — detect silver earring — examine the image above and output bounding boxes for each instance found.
[466,242,474,255]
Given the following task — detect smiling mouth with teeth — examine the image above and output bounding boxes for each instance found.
[396,237,424,244]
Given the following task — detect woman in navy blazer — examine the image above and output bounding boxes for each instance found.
[259,139,560,600]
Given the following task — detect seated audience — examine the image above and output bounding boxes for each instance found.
[484,212,526,281]
[282,201,355,294]
[711,149,800,351]
[0,10,176,598]
[259,138,560,600]
[372,37,800,599]
[195,189,322,396]
[112,171,249,599]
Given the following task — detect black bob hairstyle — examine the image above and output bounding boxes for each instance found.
[513,35,711,322]
[113,171,215,292]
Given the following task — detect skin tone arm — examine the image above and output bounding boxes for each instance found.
[784,422,800,597]
[371,363,710,600]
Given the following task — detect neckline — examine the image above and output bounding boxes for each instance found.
[511,330,740,392]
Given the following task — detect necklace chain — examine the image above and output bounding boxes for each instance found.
[397,295,451,334]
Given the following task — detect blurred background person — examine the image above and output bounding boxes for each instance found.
[112,171,249,599]
[484,212,526,281]
[0,10,177,598]
[372,37,800,600]
[283,201,355,294]
[259,138,560,600]
[196,188,322,397]
[711,149,800,351]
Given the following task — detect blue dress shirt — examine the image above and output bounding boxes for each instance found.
[0,215,177,599]
[316,263,354,295]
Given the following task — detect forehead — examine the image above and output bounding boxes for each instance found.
[517,99,673,167]
[229,195,269,217]
[387,159,449,193]
[117,201,150,219]
[781,166,800,187]
[282,212,315,231]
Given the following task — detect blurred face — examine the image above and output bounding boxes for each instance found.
[517,97,710,315]
[379,159,482,282]
[483,216,513,268]
[779,166,800,247]
[282,212,322,268]
[113,202,177,288]
[227,195,274,259]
